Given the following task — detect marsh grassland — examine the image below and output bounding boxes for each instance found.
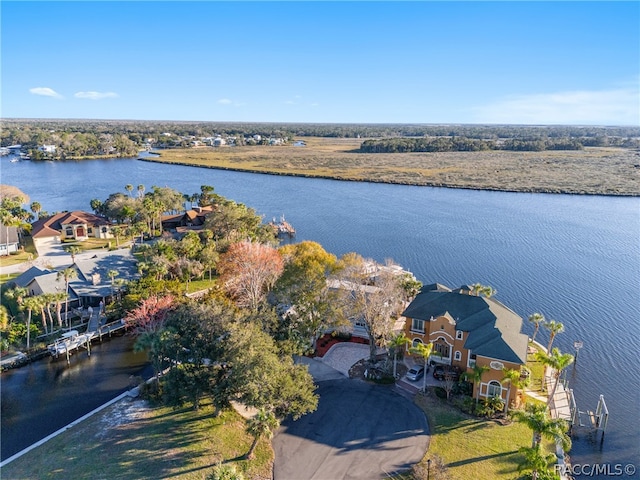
[147,137,639,195]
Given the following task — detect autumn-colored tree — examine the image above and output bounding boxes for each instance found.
[218,241,284,311]
[335,254,406,362]
[124,294,177,335]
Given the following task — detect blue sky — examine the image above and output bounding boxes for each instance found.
[1,1,638,125]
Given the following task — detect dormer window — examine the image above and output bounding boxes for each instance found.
[456,330,463,340]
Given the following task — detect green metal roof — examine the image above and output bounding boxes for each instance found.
[402,284,528,364]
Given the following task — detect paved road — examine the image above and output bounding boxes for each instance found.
[273,370,429,480]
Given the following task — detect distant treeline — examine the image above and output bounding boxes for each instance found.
[2,119,639,154]
[359,136,596,153]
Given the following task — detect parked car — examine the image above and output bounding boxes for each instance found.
[406,365,425,381]
[433,365,461,381]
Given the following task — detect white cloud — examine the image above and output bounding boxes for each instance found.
[74,91,118,100]
[217,98,232,105]
[29,87,63,98]
[474,86,639,125]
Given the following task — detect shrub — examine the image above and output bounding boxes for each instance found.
[206,463,245,480]
[434,387,447,399]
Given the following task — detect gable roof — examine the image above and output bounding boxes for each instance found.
[11,266,53,288]
[31,211,110,238]
[402,283,528,365]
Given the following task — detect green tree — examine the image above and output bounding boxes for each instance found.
[409,340,433,392]
[511,402,571,451]
[56,267,77,327]
[125,184,134,197]
[536,348,574,407]
[245,408,279,460]
[30,201,42,219]
[273,241,345,352]
[543,320,564,352]
[501,367,522,413]
[5,287,35,348]
[388,332,411,378]
[517,445,559,480]
[64,245,82,264]
[528,313,545,344]
[463,363,490,405]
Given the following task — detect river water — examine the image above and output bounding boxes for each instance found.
[1,155,639,473]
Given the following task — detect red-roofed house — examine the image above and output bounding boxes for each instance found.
[31,211,113,249]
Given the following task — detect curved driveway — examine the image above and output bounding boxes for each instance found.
[274,358,429,480]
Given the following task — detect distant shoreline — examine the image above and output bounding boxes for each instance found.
[137,151,640,197]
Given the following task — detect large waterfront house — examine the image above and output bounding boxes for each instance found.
[30,211,113,250]
[403,283,529,407]
[10,249,139,309]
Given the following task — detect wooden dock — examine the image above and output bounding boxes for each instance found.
[47,313,127,364]
[269,215,296,237]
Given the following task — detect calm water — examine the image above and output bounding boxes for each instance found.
[2,155,639,473]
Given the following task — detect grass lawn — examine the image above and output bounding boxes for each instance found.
[410,392,533,480]
[0,236,38,268]
[1,398,273,480]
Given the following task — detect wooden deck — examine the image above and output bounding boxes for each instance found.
[545,373,574,423]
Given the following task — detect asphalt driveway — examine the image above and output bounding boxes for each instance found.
[273,370,429,480]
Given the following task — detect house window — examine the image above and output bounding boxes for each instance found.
[487,380,502,398]
[102,227,108,233]
[434,340,450,358]
[412,338,423,349]
[411,318,425,333]
[87,227,93,234]
[454,351,461,361]
[65,228,73,236]
[456,330,463,340]
[468,353,477,368]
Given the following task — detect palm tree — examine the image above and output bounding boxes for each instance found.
[463,363,490,404]
[125,184,134,197]
[409,341,433,392]
[107,269,119,297]
[57,267,77,328]
[388,332,411,379]
[501,367,522,413]
[64,245,82,265]
[30,201,42,220]
[528,313,545,344]
[470,283,484,296]
[51,292,68,330]
[245,408,279,460]
[544,320,564,352]
[511,402,571,452]
[137,184,146,199]
[481,285,497,298]
[5,287,32,348]
[536,348,574,407]
[517,445,558,480]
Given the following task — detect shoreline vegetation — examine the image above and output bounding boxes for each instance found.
[139,138,640,196]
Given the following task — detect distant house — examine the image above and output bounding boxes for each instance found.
[38,144,57,154]
[0,224,20,256]
[161,206,214,232]
[402,283,529,407]
[31,211,113,251]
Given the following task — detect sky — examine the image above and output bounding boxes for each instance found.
[1,1,638,126]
